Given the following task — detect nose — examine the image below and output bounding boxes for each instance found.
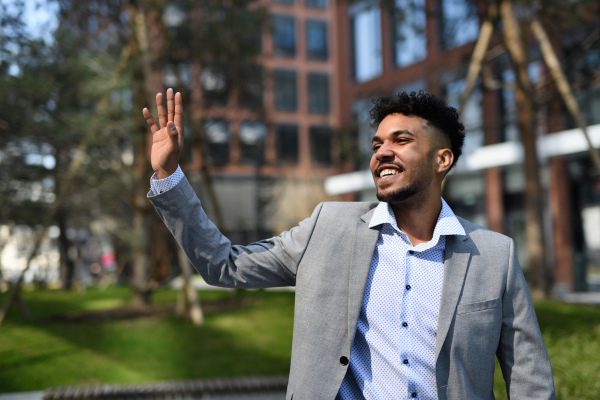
[375,142,394,161]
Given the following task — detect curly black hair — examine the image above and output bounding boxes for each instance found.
[369,91,465,170]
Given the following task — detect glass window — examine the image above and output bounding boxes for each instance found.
[273,69,297,112]
[200,64,228,108]
[307,73,330,114]
[306,20,328,61]
[500,61,541,141]
[501,69,519,142]
[350,4,382,82]
[440,0,479,50]
[162,63,192,96]
[203,119,230,166]
[276,124,299,164]
[239,120,267,165]
[239,65,264,111]
[310,126,332,166]
[306,0,327,9]
[445,78,484,154]
[393,0,427,68]
[273,15,296,58]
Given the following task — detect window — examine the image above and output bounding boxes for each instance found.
[440,0,479,50]
[445,78,483,154]
[310,126,332,166]
[203,119,230,166]
[393,0,427,68]
[569,41,600,126]
[350,4,382,82]
[276,124,299,164]
[501,69,519,142]
[273,70,297,112]
[239,121,267,165]
[307,73,330,114]
[273,0,294,4]
[306,20,328,61]
[200,64,228,108]
[306,0,327,9]
[162,63,192,96]
[273,15,296,58]
[239,65,264,111]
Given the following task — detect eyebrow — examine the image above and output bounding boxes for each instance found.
[371,129,415,143]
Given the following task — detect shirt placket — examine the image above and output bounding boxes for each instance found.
[397,231,414,399]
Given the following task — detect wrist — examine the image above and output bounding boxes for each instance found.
[156,168,177,180]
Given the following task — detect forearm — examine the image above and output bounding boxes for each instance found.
[148,175,311,288]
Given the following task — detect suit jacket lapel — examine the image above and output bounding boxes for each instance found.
[347,208,381,353]
[435,233,473,361]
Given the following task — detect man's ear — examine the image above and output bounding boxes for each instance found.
[436,149,454,175]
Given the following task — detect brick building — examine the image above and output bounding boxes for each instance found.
[330,0,600,294]
[169,0,600,294]
[164,0,344,243]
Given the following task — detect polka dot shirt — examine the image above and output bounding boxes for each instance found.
[149,165,184,195]
[338,199,465,400]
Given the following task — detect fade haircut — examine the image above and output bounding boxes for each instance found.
[369,90,465,170]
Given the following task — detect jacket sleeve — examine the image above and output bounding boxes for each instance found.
[496,239,556,399]
[148,176,322,288]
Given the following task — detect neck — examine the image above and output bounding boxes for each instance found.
[389,185,442,246]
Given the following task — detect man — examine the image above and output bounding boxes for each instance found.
[143,89,555,399]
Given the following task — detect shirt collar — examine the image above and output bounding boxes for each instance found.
[368,198,466,238]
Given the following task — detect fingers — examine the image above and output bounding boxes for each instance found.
[156,92,167,129]
[167,88,174,123]
[166,121,179,146]
[142,108,160,133]
[174,91,184,138]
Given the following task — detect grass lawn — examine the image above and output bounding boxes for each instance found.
[1,287,599,399]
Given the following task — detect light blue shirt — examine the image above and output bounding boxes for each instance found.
[150,165,184,195]
[150,169,466,399]
[338,200,465,400]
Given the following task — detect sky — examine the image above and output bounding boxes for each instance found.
[7,0,59,43]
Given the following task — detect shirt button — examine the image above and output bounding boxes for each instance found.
[409,250,414,254]
[406,285,411,290]
[402,322,408,327]
[339,356,349,366]
[412,393,417,398]
[403,359,409,364]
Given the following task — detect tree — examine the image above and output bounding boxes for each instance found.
[0,0,267,322]
[459,0,600,296]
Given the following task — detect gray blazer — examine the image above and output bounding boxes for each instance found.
[149,176,555,400]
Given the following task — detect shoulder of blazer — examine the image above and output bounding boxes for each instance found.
[455,216,512,251]
[319,201,379,221]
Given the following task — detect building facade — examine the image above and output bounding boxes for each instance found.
[163,0,345,243]
[163,0,600,294]
[331,0,600,294]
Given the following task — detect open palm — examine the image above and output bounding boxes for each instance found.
[143,88,184,179]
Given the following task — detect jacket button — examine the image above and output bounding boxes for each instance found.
[340,356,349,366]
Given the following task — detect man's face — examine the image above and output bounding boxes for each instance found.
[370,113,437,204]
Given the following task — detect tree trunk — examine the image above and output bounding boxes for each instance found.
[500,0,550,297]
[57,211,75,290]
[128,2,157,308]
[530,18,600,176]
[176,246,203,325]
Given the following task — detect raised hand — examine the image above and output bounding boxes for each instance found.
[143,88,184,179]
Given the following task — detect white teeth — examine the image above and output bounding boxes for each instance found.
[380,169,399,177]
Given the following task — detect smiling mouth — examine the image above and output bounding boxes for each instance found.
[379,168,400,178]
